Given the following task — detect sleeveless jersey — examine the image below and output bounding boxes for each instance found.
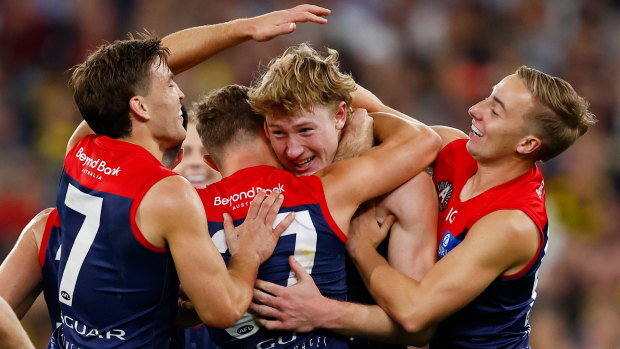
[431,139,548,348]
[40,208,62,332]
[196,165,350,349]
[48,135,179,348]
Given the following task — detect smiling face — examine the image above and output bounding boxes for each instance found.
[466,74,538,163]
[142,61,186,149]
[264,103,346,176]
[175,123,222,188]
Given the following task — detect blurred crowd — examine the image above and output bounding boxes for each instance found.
[1,0,619,347]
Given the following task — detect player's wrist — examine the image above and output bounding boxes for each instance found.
[230,17,254,41]
[346,237,372,261]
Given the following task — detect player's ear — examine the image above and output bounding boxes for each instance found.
[204,155,219,172]
[334,101,347,131]
[263,121,271,140]
[516,135,541,156]
[130,96,149,121]
[171,148,184,170]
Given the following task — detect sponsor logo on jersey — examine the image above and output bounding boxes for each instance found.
[76,147,122,177]
[436,180,453,211]
[225,312,259,339]
[437,230,462,259]
[214,183,285,206]
[536,179,545,199]
[60,312,126,340]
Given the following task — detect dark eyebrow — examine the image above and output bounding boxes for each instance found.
[493,96,506,111]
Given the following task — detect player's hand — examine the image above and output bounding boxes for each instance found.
[334,108,373,161]
[250,256,324,332]
[348,201,396,250]
[245,4,330,42]
[224,190,295,263]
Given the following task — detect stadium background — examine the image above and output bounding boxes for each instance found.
[1,0,619,347]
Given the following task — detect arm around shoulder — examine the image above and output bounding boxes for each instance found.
[138,176,254,327]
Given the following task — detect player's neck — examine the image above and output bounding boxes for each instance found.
[219,146,282,177]
[462,158,534,201]
[118,132,165,165]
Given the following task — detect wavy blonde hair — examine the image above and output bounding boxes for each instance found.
[249,43,357,123]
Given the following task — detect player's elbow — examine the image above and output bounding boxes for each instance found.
[197,305,244,329]
[195,295,248,328]
[415,126,442,161]
[207,314,241,329]
[391,307,433,338]
[395,126,440,175]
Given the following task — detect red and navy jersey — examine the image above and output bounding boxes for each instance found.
[49,135,179,348]
[40,208,62,332]
[431,139,548,348]
[196,165,349,349]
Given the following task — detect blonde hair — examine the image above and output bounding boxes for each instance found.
[517,66,597,162]
[249,43,357,122]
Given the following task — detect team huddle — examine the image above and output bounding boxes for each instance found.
[0,4,596,349]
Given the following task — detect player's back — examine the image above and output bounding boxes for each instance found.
[51,135,179,348]
[197,165,350,349]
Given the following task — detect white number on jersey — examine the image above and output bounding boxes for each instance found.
[211,210,318,339]
[58,183,103,306]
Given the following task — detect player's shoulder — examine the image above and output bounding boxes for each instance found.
[144,175,197,204]
[26,208,56,242]
[138,175,205,239]
[142,175,203,216]
[474,209,539,242]
[430,126,468,150]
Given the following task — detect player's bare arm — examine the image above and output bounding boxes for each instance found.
[377,171,438,281]
[352,83,468,150]
[317,111,441,232]
[0,208,53,318]
[137,175,292,328]
[0,296,34,349]
[347,208,542,334]
[430,125,468,149]
[163,4,330,74]
[251,235,434,346]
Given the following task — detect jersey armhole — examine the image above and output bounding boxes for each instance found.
[502,210,547,280]
[129,172,177,253]
[310,175,347,243]
[39,208,59,268]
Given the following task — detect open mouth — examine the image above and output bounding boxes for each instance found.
[294,155,315,167]
[291,156,317,174]
[471,124,484,137]
[185,174,207,184]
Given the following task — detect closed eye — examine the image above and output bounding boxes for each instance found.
[270,130,285,137]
